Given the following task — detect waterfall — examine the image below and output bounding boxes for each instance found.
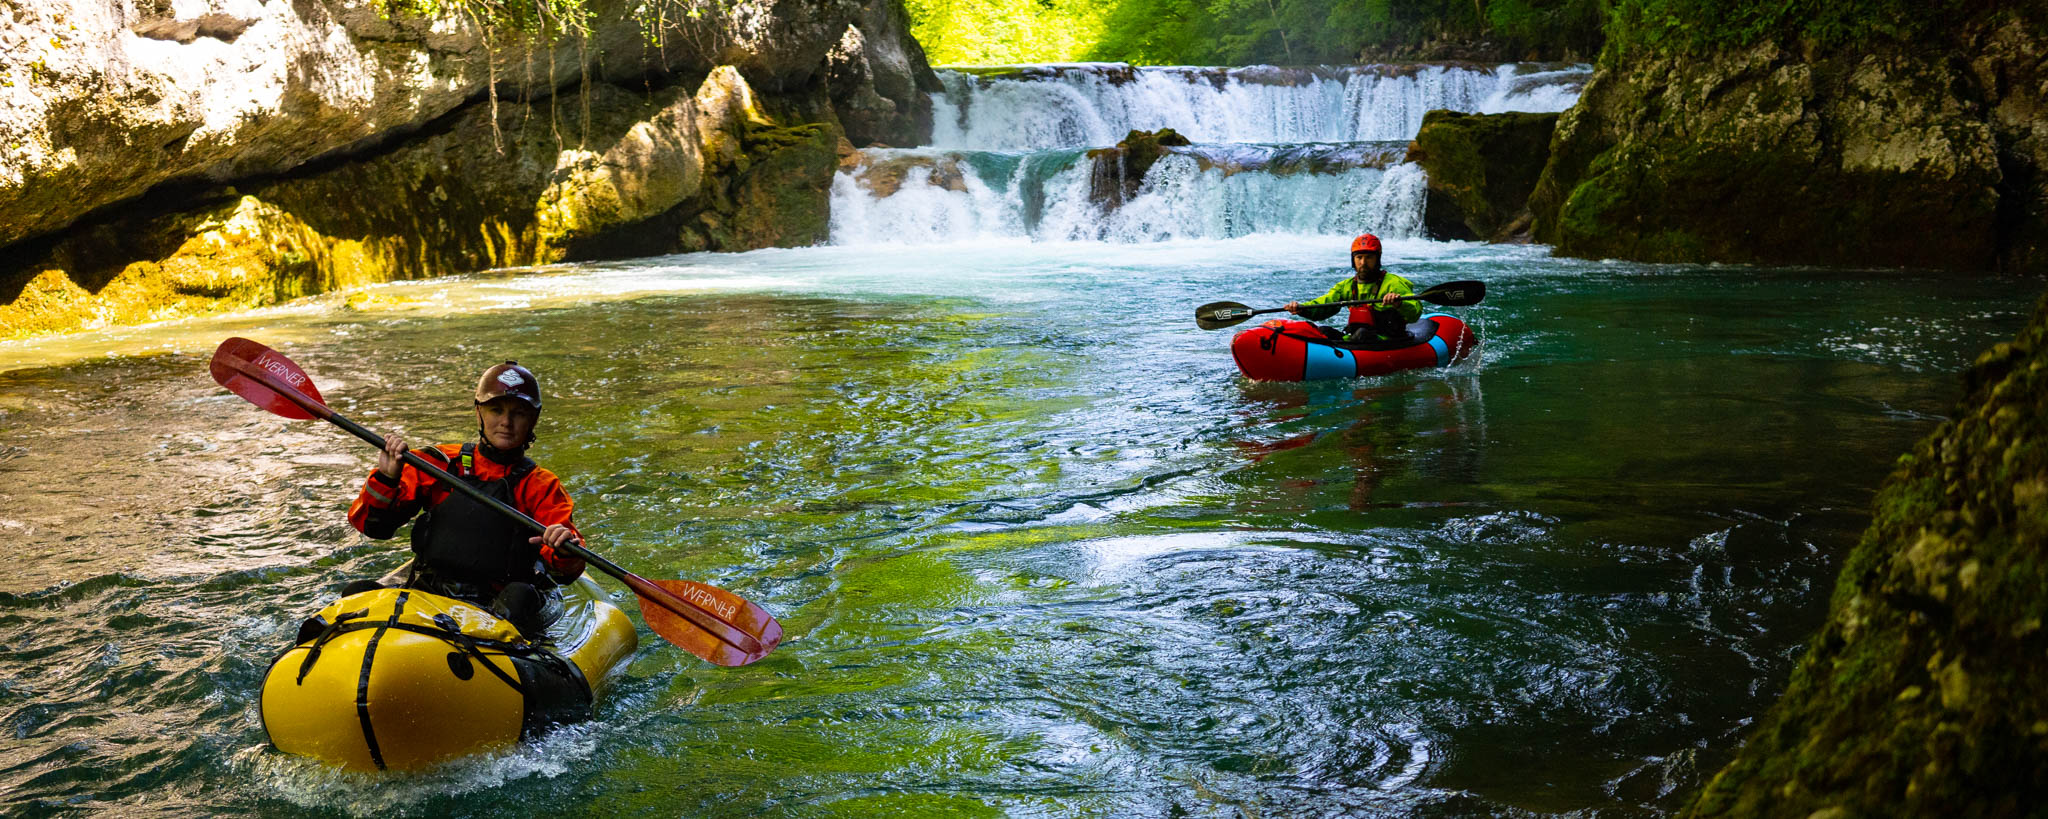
[830,62,1588,246]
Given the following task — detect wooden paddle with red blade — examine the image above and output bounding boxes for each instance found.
[209,337,782,666]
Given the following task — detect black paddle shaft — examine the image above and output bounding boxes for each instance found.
[1197,280,1484,330]
[1202,296,1407,327]
[220,356,630,580]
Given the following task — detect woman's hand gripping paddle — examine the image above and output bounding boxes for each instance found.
[1195,279,1487,330]
[209,337,783,667]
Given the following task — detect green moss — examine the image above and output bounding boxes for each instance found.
[1604,0,2037,58]
[701,121,841,250]
[1683,293,2048,815]
[807,793,1008,817]
[1547,131,2000,268]
[1411,110,1559,240]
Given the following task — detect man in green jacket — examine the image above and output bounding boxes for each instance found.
[1284,233,1420,342]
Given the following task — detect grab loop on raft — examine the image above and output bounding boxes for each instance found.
[296,609,368,685]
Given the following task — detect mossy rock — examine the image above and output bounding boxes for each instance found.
[1086,127,1193,209]
[1407,110,1558,241]
[1550,139,1997,267]
[1682,292,2048,816]
[1530,33,2024,271]
[0,195,329,341]
[700,122,841,250]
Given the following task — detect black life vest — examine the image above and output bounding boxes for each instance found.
[410,443,541,586]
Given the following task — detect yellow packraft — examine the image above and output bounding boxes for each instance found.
[258,577,635,771]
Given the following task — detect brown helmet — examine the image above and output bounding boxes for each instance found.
[475,361,541,411]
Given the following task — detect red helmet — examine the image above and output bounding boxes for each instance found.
[475,361,541,411]
[1350,233,1382,253]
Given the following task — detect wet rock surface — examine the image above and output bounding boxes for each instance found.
[827,0,942,147]
[841,152,970,198]
[1087,127,1191,210]
[1683,291,2048,815]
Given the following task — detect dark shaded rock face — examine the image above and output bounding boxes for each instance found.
[1087,128,1193,210]
[1530,14,2047,272]
[1683,290,2048,816]
[1407,110,1559,242]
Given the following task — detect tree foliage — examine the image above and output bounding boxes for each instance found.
[1603,0,2023,56]
[907,0,2035,66]
[904,0,1120,63]
[909,0,1605,65]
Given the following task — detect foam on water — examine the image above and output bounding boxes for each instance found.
[237,722,604,817]
[829,152,1431,245]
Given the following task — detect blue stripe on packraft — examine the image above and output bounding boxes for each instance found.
[1303,342,1356,380]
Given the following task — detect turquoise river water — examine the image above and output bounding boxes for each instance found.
[0,236,2036,816]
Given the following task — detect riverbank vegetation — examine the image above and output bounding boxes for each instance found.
[377,0,595,40]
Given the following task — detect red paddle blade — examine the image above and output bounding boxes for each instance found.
[635,578,784,666]
[210,337,325,420]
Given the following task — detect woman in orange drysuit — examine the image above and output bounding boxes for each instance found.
[344,361,584,634]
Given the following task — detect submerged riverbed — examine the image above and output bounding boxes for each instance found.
[0,236,2034,815]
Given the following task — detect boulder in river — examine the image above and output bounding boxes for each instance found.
[1087,128,1193,211]
[842,153,971,198]
[1407,110,1559,242]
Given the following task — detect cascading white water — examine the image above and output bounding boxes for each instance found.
[830,62,1588,246]
[929,63,1586,149]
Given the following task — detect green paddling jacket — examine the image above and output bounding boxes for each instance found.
[1302,270,1422,328]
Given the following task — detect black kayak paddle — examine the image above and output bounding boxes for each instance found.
[1195,279,1486,330]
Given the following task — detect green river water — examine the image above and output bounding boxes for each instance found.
[0,237,2036,816]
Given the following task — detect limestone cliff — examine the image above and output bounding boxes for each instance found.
[1529,9,2047,273]
[1683,291,2048,815]
[0,0,938,340]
